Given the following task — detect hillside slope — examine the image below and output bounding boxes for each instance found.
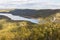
[10,9,60,18]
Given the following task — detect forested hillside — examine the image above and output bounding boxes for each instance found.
[10,9,60,18]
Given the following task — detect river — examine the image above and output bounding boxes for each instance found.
[0,13,39,24]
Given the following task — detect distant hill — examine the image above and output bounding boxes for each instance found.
[0,9,14,13]
[0,9,60,18]
[9,9,60,18]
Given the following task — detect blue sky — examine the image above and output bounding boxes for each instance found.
[0,0,60,9]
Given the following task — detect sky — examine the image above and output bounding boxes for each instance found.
[0,0,60,9]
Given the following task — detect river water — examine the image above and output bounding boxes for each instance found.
[0,13,39,24]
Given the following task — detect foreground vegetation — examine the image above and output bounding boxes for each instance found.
[0,19,60,40]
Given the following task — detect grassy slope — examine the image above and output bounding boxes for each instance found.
[0,19,59,40]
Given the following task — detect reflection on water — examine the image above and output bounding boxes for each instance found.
[0,13,39,24]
